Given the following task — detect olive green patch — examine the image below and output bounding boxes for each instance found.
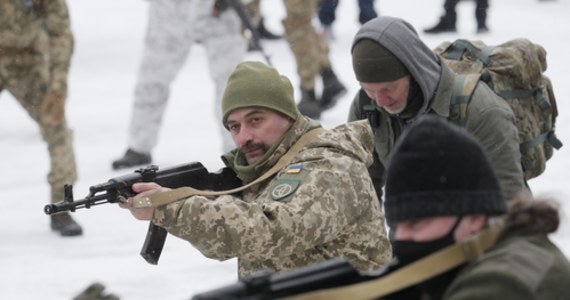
[269,169,308,201]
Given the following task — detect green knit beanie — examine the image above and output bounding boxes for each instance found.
[222,61,299,127]
[352,39,409,82]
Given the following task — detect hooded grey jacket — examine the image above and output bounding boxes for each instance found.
[347,16,528,203]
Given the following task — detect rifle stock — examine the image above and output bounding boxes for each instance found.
[44,162,241,264]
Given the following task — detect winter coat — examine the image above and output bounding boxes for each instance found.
[443,228,570,300]
[347,17,527,203]
[152,116,392,277]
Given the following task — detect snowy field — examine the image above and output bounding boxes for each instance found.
[1,0,569,299]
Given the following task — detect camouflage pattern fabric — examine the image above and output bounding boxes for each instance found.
[282,0,331,91]
[127,0,245,153]
[434,38,562,180]
[0,0,77,203]
[153,117,392,277]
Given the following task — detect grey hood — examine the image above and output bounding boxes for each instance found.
[352,16,442,118]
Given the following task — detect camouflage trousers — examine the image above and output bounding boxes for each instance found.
[128,0,245,153]
[282,0,331,91]
[0,50,77,203]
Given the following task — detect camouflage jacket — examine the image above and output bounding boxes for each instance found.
[443,228,570,300]
[348,17,527,204]
[0,0,73,93]
[153,117,392,277]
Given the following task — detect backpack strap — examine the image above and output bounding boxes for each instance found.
[445,39,494,67]
[284,223,505,300]
[359,89,380,130]
[449,74,481,126]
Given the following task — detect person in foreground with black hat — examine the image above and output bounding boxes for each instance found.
[347,16,529,206]
[119,61,391,278]
[383,115,570,299]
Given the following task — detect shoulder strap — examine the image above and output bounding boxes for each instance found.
[283,224,505,300]
[449,73,481,126]
[133,128,326,209]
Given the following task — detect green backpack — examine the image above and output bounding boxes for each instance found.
[434,38,563,180]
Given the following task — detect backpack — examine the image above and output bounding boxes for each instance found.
[433,38,563,180]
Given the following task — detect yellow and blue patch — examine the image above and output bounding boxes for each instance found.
[286,164,303,174]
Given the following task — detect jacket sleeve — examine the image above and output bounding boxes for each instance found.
[43,0,74,93]
[465,85,529,201]
[152,155,376,262]
[347,90,385,203]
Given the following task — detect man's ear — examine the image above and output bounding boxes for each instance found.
[466,214,487,234]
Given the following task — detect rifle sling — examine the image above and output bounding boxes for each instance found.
[283,224,504,300]
[133,128,325,209]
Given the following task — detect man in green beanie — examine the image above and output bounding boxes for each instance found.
[347,16,529,206]
[119,61,391,278]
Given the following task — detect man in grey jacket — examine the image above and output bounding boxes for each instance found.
[347,16,528,205]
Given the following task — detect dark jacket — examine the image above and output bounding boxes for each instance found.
[443,228,570,299]
[347,17,528,203]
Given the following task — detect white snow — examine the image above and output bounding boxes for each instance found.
[1,0,569,299]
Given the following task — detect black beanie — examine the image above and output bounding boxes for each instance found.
[384,115,506,226]
[352,39,409,82]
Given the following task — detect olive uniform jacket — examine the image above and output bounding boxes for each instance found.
[444,228,570,299]
[152,117,392,277]
[347,17,528,204]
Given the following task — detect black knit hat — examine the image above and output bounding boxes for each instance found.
[384,115,506,226]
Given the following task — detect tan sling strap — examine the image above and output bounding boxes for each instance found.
[132,128,325,209]
[283,223,505,300]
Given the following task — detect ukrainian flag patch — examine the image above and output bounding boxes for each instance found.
[286,164,303,174]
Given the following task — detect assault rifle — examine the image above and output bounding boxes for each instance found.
[44,162,241,265]
[225,0,272,65]
[191,258,413,300]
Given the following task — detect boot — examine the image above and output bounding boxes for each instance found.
[257,17,281,40]
[423,16,456,34]
[297,89,322,120]
[73,282,120,300]
[51,212,83,236]
[320,69,347,111]
[111,148,151,170]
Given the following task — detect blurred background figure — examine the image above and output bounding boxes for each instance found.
[112,0,246,170]
[424,0,489,34]
[244,0,282,51]
[0,0,82,236]
[318,0,378,40]
[282,0,347,120]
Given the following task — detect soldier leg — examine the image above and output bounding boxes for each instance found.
[282,0,322,119]
[357,0,378,24]
[0,52,81,236]
[113,0,194,169]
[196,1,246,152]
[424,0,459,33]
[475,0,489,32]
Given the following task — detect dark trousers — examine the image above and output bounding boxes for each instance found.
[318,0,378,26]
[443,0,489,27]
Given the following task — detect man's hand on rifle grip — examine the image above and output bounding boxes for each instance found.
[119,182,162,221]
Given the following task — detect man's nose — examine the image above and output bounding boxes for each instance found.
[371,92,389,107]
[236,127,254,148]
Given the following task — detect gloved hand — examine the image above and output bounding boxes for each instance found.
[40,90,66,127]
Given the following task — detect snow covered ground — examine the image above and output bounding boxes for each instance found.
[1,0,569,299]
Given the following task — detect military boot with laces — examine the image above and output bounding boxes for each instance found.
[320,69,347,111]
[111,148,151,170]
[51,212,83,236]
[423,16,456,34]
[297,89,322,120]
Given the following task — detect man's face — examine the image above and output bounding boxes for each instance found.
[394,214,486,243]
[226,108,294,165]
[360,75,411,114]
